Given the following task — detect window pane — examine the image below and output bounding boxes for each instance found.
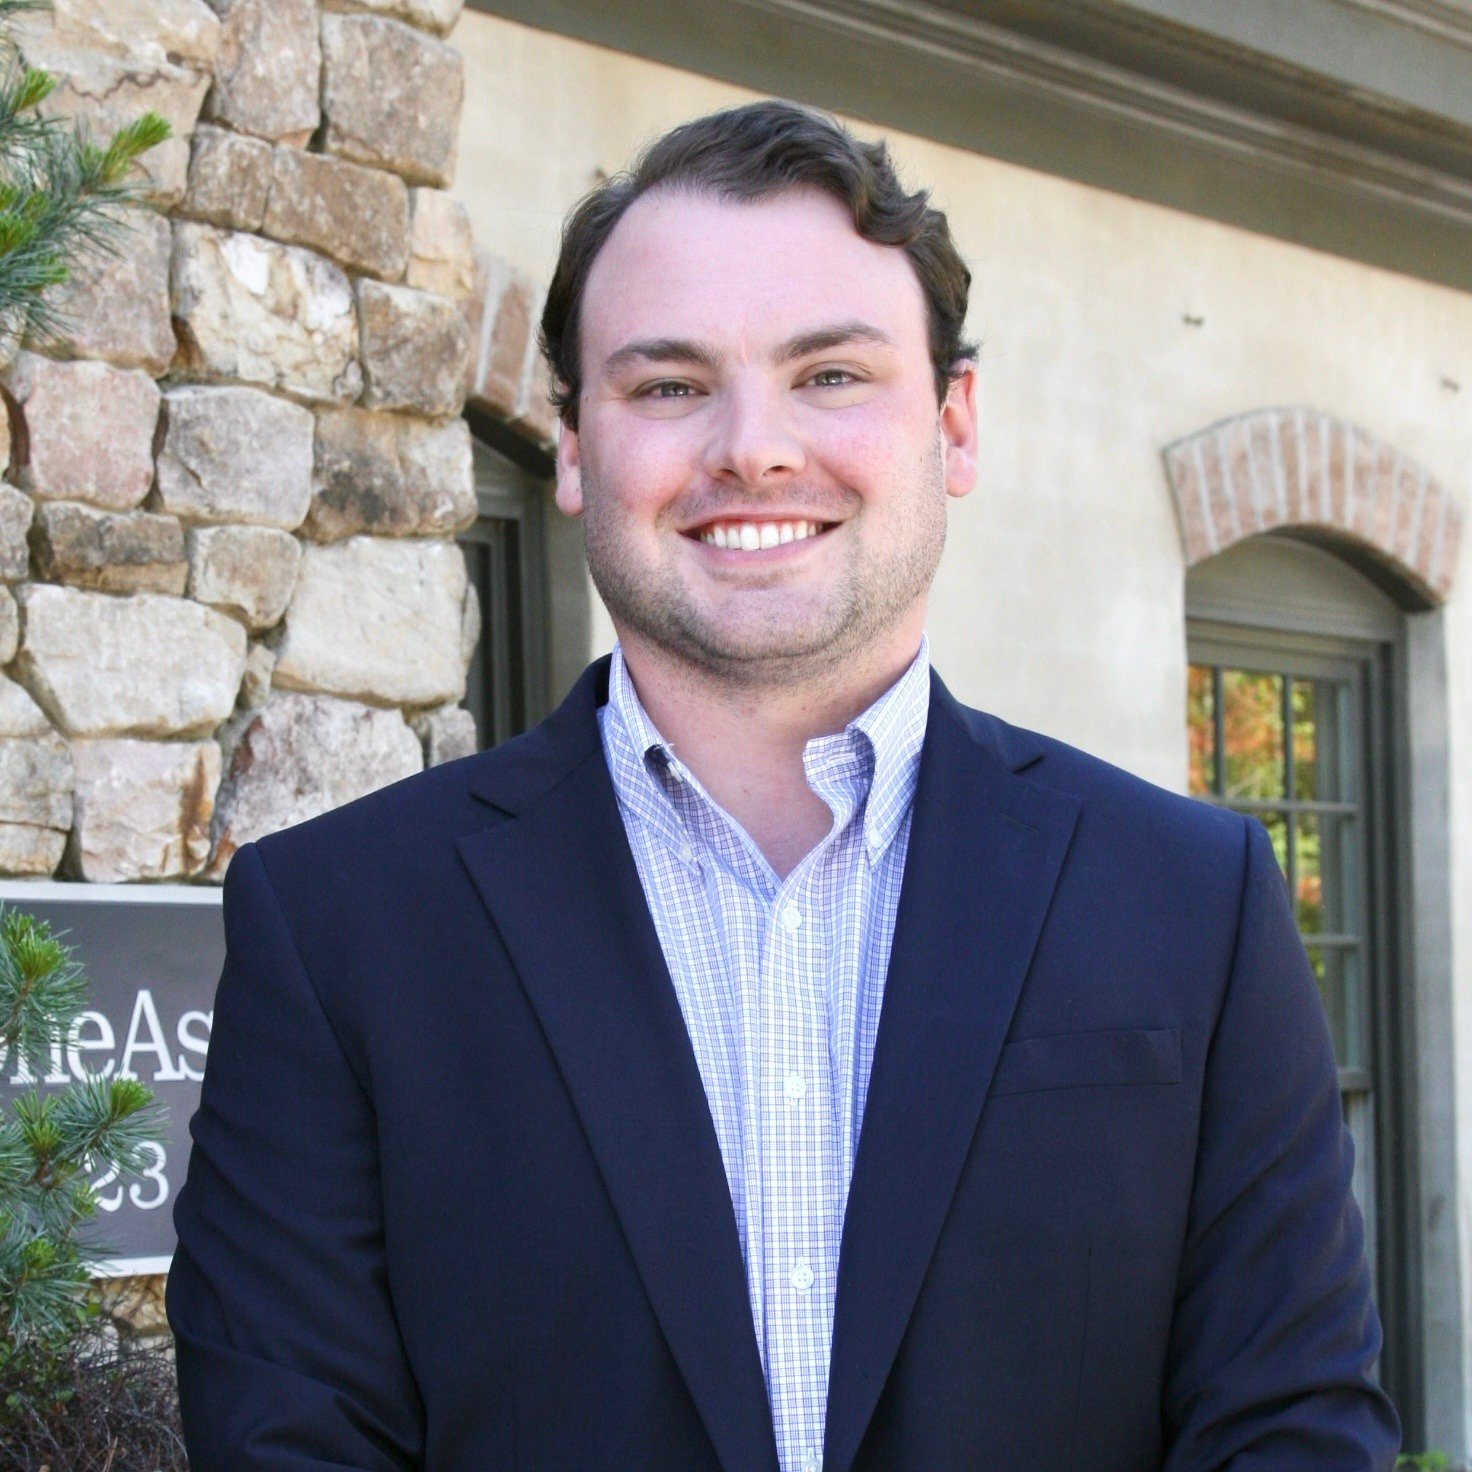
[1296,812,1323,933]
[1308,944,1364,1071]
[1293,677,1350,803]
[1223,669,1284,801]
[1187,664,1216,797]
[1296,812,1358,937]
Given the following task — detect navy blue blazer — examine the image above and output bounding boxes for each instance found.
[168,657,1400,1471]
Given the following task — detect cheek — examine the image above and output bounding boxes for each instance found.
[811,409,929,501]
[583,419,698,518]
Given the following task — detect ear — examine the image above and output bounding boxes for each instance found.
[939,360,979,501]
[554,416,584,518]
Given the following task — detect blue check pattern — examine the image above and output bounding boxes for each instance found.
[598,639,930,1472]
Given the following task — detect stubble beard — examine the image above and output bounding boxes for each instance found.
[581,437,948,690]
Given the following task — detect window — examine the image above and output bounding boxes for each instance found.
[1185,532,1426,1436]
[459,435,551,749]
[1187,641,1379,1269]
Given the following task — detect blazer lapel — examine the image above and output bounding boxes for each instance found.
[824,676,1081,1472]
[455,662,779,1472]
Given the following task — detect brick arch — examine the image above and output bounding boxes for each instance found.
[1163,409,1463,604]
[462,248,556,455]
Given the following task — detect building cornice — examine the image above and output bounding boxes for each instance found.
[748,0,1472,223]
[468,0,1472,291]
[1336,0,1472,49]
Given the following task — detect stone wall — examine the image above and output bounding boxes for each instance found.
[0,0,547,885]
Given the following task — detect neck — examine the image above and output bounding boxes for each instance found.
[616,621,924,878]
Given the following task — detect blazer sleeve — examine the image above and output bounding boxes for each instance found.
[1161,816,1401,1470]
[166,841,424,1472]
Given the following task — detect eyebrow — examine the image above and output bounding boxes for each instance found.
[777,320,895,362]
[600,338,719,379]
[599,320,896,380]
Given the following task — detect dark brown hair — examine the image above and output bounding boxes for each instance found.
[539,100,977,428]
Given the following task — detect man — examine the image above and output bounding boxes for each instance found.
[168,101,1400,1470]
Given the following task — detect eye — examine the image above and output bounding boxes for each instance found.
[639,380,698,399]
[805,367,858,388]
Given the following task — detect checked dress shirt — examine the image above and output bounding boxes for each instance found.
[597,638,930,1472]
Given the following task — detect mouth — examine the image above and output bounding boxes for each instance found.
[684,518,837,551]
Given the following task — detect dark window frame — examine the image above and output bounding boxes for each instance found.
[459,434,552,749]
[1186,610,1422,1441]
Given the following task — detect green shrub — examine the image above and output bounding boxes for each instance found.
[0,1309,188,1471]
[0,905,168,1431]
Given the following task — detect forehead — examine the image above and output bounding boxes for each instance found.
[579,186,930,357]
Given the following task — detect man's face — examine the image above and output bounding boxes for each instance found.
[556,185,978,686]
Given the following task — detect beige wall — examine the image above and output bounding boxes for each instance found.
[453,10,1470,774]
[453,16,1472,1434]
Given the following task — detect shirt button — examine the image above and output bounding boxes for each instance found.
[804,1455,820,1472]
[678,843,695,865]
[789,1258,814,1292]
[781,904,803,932]
[784,1072,807,1101]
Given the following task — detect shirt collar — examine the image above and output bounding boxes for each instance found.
[601,636,930,867]
[604,642,669,775]
[846,635,930,862]
[600,648,695,870]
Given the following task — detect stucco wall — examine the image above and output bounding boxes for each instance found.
[453,10,1471,784]
[453,9,1472,1448]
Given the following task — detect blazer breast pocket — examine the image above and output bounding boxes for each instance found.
[990,1026,1182,1097]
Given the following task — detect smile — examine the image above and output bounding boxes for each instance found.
[692,520,832,550]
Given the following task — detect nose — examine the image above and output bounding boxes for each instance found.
[700,378,806,486]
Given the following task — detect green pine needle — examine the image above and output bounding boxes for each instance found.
[0,903,166,1361]
[3,909,68,985]
[0,904,85,1073]
[0,39,171,347]
[97,111,171,183]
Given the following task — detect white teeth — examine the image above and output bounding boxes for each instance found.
[699,519,827,548]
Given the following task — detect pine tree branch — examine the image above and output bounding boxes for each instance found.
[0,38,172,345]
[53,1074,163,1178]
[0,905,84,1075]
[0,908,165,1357]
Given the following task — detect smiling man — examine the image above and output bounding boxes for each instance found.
[168,102,1400,1471]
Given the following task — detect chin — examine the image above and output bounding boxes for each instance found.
[679,619,859,677]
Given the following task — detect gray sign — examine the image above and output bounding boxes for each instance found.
[0,880,223,1275]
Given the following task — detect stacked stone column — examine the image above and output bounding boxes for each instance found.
[0,0,496,884]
